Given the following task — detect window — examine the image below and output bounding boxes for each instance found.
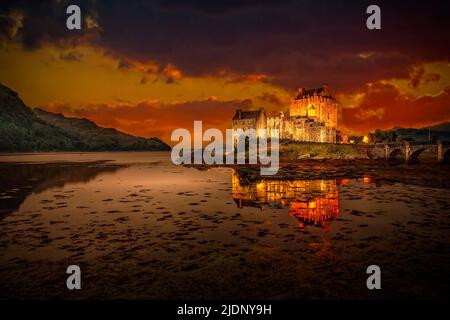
[307,104,316,118]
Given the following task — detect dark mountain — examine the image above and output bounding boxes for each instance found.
[392,127,450,142]
[0,84,170,152]
[373,122,450,143]
[429,122,450,132]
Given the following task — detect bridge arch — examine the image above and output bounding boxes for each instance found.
[406,144,439,163]
[408,147,430,163]
[388,148,403,160]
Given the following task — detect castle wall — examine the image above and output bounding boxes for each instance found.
[267,116,284,138]
[285,123,336,143]
[232,110,267,147]
[268,117,336,143]
[255,112,267,137]
[289,96,338,128]
[232,118,257,131]
[232,111,267,135]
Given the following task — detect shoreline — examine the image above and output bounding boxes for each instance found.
[0,150,171,156]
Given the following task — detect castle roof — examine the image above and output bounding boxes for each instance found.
[268,111,284,118]
[295,86,332,100]
[232,109,264,120]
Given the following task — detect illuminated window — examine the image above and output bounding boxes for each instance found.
[307,104,316,117]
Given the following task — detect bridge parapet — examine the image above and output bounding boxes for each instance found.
[373,141,450,162]
[377,142,403,147]
[404,141,435,147]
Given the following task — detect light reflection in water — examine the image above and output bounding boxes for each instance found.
[231,170,343,231]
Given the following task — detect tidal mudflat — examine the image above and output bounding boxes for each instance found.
[0,152,449,299]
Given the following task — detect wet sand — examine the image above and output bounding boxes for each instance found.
[0,152,449,299]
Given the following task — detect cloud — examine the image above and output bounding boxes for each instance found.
[85,15,102,32]
[117,58,133,70]
[341,82,450,134]
[42,97,254,144]
[226,73,270,84]
[110,53,182,83]
[59,50,83,62]
[0,10,23,41]
[408,66,440,89]
[1,0,449,92]
[0,0,102,49]
[160,64,183,84]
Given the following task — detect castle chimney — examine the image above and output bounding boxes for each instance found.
[297,87,306,95]
[259,107,266,117]
[323,83,330,96]
[237,109,242,119]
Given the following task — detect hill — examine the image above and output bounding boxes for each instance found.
[0,84,170,152]
[429,122,450,132]
[372,123,450,143]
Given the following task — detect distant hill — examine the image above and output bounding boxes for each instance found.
[393,123,450,142]
[429,122,450,132]
[0,84,170,152]
[372,122,450,143]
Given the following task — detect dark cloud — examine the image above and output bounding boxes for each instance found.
[408,67,440,89]
[1,0,450,92]
[140,75,148,85]
[0,0,100,49]
[117,58,133,70]
[0,10,21,42]
[59,50,83,62]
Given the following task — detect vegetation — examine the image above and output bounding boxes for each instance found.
[279,140,368,160]
[370,126,450,143]
[0,84,170,152]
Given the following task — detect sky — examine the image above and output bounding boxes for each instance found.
[0,0,450,143]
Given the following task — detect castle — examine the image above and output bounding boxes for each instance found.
[232,84,338,143]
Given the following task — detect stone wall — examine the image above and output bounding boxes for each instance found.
[267,115,284,138]
[272,117,336,143]
[365,144,386,159]
[289,95,338,128]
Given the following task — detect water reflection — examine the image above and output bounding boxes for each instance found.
[0,154,449,299]
[232,170,343,231]
[0,162,124,220]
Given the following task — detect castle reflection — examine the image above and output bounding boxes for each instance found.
[231,170,344,232]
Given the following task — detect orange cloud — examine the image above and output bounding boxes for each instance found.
[408,66,440,89]
[226,73,270,84]
[42,98,254,144]
[341,82,450,134]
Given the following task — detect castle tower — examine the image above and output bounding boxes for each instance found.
[289,84,338,128]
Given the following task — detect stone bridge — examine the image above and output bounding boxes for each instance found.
[378,141,450,162]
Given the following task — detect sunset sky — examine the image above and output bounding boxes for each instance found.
[1,0,450,143]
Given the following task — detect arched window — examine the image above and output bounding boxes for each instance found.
[307,104,316,118]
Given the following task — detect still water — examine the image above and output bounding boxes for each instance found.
[0,152,449,299]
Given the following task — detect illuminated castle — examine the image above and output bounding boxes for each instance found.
[232,84,338,143]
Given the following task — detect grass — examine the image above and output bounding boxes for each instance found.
[279,141,368,160]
